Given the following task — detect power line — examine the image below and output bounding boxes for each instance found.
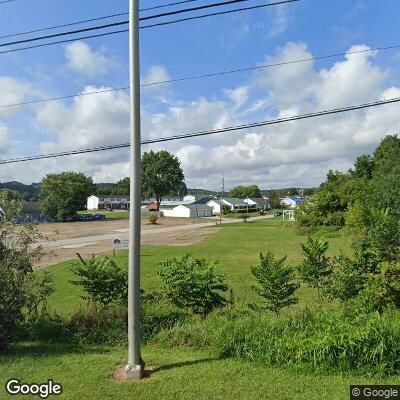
[0,0,299,52]
[0,12,129,40]
[1,44,399,110]
[0,0,204,40]
[142,0,299,28]
[0,0,253,48]
[2,96,399,165]
[140,0,201,11]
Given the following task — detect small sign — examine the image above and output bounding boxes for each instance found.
[113,238,129,250]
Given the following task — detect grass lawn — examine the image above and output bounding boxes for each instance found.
[78,210,130,220]
[1,343,398,400]
[47,219,349,316]
[2,219,388,400]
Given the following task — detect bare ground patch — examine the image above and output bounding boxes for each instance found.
[37,226,220,267]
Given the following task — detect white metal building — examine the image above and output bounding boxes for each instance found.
[160,204,212,218]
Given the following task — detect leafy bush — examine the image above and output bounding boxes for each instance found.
[71,255,128,307]
[238,214,249,222]
[0,264,25,351]
[159,308,400,375]
[251,252,299,315]
[158,254,230,317]
[221,204,231,215]
[148,213,158,225]
[65,302,186,345]
[298,237,332,305]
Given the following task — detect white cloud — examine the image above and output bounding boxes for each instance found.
[0,76,33,117]
[65,42,112,78]
[5,42,400,190]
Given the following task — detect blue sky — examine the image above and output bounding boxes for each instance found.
[0,0,399,189]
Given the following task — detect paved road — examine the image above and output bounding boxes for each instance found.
[41,215,274,249]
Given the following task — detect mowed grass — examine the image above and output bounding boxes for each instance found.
[2,343,398,400]
[47,219,350,316]
[1,219,373,400]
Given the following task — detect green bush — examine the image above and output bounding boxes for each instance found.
[298,237,332,305]
[0,264,25,351]
[251,252,299,315]
[158,254,230,317]
[158,308,400,375]
[65,303,186,345]
[238,214,249,222]
[148,213,158,225]
[221,205,231,215]
[70,255,128,307]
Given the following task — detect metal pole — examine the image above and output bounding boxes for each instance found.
[125,0,143,381]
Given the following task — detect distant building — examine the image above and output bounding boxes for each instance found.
[206,199,225,215]
[87,195,129,211]
[280,196,304,209]
[160,204,212,218]
[244,198,270,211]
[222,198,257,213]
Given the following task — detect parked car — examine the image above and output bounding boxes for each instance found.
[274,211,283,217]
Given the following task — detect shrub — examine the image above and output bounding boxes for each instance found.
[158,254,229,317]
[238,214,249,222]
[251,252,299,315]
[0,264,25,351]
[65,302,186,345]
[221,205,231,215]
[148,213,158,225]
[70,255,128,307]
[298,237,332,305]
[159,308,400,375]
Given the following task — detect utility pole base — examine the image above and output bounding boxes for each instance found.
[124,364,143,381]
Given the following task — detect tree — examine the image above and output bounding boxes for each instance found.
[141,151,185,210]
[298,237,332,306]
[251,252,299,315]
[229,185,262,199]
[0,189,22,221]
[158,254,229,317]
[40,172,95,218]
[111,177,130,196]
[353,154,374,179]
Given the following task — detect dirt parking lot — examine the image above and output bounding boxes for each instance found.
[36,217,219,267]
[37,217,202,242]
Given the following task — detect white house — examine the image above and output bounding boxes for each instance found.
[160,204,212,218]
[207,199,225,215]
[280,196,304,209]
[222,198,257,213]
[87,195,130,211]
[244,198,270,211]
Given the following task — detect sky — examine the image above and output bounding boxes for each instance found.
[0,0,399,190]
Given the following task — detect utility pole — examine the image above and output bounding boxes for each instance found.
[221,177,224,199]
[125,0,143,381]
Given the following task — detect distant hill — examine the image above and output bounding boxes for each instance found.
[0,181,41,201]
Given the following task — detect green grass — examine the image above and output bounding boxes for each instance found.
[47,219,350,316]
[1,343,397,400]
[3,220,379,400]
[78,210,129,220]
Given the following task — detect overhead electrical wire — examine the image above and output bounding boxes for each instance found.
[1,43,399,110]
[0,0,299,52]
[1,96,400,165]
[0,0,257,48]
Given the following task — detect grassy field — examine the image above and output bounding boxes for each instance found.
[78,210,130,220]
[3,219,390,400]
[2,343,397,400]
[47,219,349,316]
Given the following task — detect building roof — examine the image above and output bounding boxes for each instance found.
[223,197,248,207]
[22,202,41,214]
[207,199,224,205]
[193,197,213,204]
[290,196,304,203]
[249,197,270,205]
